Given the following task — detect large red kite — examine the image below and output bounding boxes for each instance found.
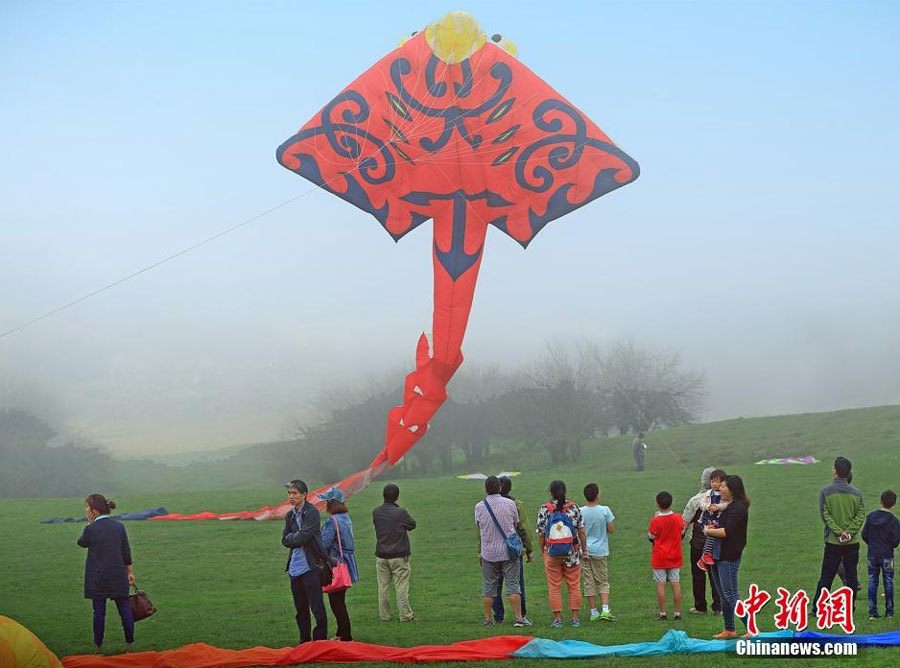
[153,11,638,521]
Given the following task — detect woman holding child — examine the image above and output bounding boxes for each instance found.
[536,480,587,627]
[703,474,750,639]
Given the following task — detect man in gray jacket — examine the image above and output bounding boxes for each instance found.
[682,467,721,614]
[372,483,417,621]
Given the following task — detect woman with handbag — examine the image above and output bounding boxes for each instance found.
[319,487,359,641]
[77,494,136,654]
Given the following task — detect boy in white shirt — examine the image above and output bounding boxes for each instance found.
[580,483,616,621]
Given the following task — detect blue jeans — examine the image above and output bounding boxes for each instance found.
[492,557,526,621]
[868,557,895,616]
[711,558,743,632]
[92,597,134,646]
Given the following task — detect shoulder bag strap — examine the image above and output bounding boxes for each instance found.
[331,515,344,557]
[482,499,506,535]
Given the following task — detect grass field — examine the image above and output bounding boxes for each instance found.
[2,405,899,666]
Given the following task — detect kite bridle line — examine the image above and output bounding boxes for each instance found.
[0,48,629,341]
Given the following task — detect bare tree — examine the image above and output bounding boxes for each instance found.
[597,339,706,434]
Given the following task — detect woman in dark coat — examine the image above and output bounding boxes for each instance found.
[703,475,750,639]
[77,493,136,654]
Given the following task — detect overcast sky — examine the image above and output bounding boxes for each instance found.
[2,1,898,456]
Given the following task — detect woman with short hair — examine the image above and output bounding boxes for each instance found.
[319,487,359,641]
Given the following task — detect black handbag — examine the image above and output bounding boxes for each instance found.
[129,582,157,621]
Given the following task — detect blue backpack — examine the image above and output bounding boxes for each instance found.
[544,502,577,558]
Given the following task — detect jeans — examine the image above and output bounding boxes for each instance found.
[634,452,644,472]
[814,543,860,609]
[711,558,743,632]
[868,557,895,616]
[690,540,720,612]
[290,570,327,642]
[92,597,134,646]
[492,556,526,621]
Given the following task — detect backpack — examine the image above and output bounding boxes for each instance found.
[544,501,577,558]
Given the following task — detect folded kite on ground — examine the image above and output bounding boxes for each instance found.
[755,456,819,465]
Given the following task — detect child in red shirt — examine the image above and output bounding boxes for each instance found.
[648,490,684,620]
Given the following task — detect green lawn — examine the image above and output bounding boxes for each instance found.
[2,405,899,666]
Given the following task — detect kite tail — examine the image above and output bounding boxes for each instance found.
[152,227,484,520]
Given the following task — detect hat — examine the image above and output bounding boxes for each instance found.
[318,486,345,503]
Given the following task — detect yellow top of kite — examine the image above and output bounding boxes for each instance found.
[400,11,517,63]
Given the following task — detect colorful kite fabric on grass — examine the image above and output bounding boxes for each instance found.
[456,471,521,480]
[512,630,793,658]
[0,616,62,668]
[151,10,638,521]
[61,636,533,667]
[755,455,819,465]
[58,630,900,667]
[41,508,169,524]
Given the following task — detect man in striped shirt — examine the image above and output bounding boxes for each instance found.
[475,475,532,628]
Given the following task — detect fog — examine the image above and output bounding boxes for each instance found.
[2,2,898,457]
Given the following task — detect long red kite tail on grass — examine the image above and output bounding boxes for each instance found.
[153,11,639,521]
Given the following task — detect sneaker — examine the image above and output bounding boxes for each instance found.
[701,553,715,565]
[689,608,706,615]
[869,614,880,620]
[600,611,616,622]
[674,612,681,621]
[571,619,581,627]
[658,612,668,621]
[483,619,494,627]
[697,558,708,572]
[589,611,601,622]
[741,632,755,638]
[551,619,564,628]
[712,630,738,639]
[513,617,532,627]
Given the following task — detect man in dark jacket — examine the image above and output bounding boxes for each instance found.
[814,457,866,609]
[372,483,416,621]
[862,489,900,619]
[282,479,328,642]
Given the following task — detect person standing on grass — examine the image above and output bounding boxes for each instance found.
[283,479,328,643]
[648,491,684,621]
[537,480,586,628]
[372,483,416,622]
[476,475,531,628]
[492,476,534,624]
[703,475,750,639]
[319,487,359,641]
[77,494,136,655]
[682,467,722,615]
[633,432,647,472]
[581,483,616,622]
[814,456,865,609]
[861,489,899,620]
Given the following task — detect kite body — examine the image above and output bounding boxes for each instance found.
[276,12,639,507]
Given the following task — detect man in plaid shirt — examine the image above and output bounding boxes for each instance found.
[475,476,532,627]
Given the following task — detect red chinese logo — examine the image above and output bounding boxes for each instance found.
[734,583,771,636]
[773,587,809,631]
[815,586,855,634]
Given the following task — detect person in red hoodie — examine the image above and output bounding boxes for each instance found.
[649,491,685,620]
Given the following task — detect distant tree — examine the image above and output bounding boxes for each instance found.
[598,340,706,434]
[514,341,604,464]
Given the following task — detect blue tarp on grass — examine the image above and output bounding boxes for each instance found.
[512,630,793,658]
[795,629,900,647]
[41,507,168,523]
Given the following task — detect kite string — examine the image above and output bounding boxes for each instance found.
[1,49,619,341]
